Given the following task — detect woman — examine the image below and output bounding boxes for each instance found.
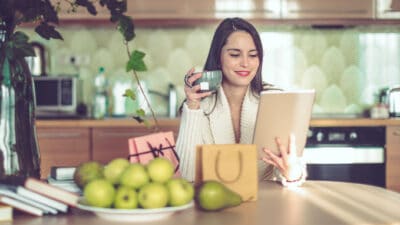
[176,17,306,186]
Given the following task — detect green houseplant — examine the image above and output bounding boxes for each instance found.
[0,0,156,179]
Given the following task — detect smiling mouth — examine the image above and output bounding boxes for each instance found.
[236,71,251,77]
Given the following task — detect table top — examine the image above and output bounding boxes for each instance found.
[10,180,400,225]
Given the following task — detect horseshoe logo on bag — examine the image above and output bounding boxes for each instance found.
[214,150,243,183]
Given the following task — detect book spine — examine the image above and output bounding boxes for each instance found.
[17,187,68,213]
[0,196,43,216]
[0,204,12,222]
[25,178,79,207]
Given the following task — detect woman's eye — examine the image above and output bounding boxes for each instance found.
[230,54,240,57]
[250,54,258,58]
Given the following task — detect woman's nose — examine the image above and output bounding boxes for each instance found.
[240,56,249,67]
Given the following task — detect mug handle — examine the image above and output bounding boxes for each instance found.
[184,73,195,88]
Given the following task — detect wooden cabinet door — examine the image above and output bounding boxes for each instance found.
[281,0,374,19]
[92,127,150,164]
[92,126,180,164]
[127,0,185,19]
[386,126,400,192]
[37,128,90,179]
[186,0,280,19]
[376,0,400,18]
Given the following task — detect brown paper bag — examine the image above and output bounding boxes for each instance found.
[195,144,258,201]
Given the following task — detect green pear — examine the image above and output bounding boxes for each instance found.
[103,158,130,184]
[114,186,138,209]
[166,178,194,207]
[196,180,242,211]
[83,179,115,208]
[138,182,169,209]
[146,158,174,183]
[119,163,150,189]
[73,161,104,189]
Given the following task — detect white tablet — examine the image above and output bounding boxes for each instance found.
[252,90,315,157]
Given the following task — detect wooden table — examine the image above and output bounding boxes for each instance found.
[10,181,400,225]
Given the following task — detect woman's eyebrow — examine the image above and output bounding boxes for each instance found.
[226,48,258,53]
[227,48,241,52]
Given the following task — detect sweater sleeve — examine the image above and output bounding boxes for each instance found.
[176,103,208,182]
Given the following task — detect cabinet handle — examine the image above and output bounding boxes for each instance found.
[38,133,83,138]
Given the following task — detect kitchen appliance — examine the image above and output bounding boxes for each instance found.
[388,85,400,117]
[303,126,385,187]
[33,76,82,118]
[26,42,47,76]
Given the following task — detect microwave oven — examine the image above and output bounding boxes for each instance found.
[33,76,82,118]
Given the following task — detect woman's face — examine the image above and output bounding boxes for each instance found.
[220,31,260,89]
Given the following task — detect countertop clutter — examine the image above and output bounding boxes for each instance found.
[35,117,400,128]
[11,181,400,225]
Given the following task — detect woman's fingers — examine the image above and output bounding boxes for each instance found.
[275,137,288,166]
[262,157,278,168]
[263,148,284,171]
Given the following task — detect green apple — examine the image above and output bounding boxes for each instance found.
[73,161,104,189]
[166,178,194,207]
[103,158,130,184]
[146,158,174,183]
[114,186,138,209]
[119,163,150,189]
[138,182,169,209]
[83,179,115,208]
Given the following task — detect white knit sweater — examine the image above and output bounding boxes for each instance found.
[176,86,277,182]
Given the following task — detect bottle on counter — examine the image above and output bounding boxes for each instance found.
[93,67,109,119]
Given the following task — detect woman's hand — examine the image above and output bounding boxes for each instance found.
[184,67,213,110]
[261,134,303,182]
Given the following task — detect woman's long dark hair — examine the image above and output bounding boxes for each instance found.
[204,17,264,95]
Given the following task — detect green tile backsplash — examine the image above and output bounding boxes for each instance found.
[22,25,400,117]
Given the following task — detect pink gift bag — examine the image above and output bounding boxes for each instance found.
[128,131,180,176]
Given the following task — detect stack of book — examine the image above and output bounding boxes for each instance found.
[47,166,80,194]
[0,176,80,217]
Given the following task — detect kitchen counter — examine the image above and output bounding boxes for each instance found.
[11,180,400,225]
[35,117,400,128]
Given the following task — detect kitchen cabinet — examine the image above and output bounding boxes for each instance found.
[37,128,90,179]
[376,0,400,18]
[91,126,179,164]
[281,0,374,19]
[386,125,400,192]
[127,0,185,19]
[91,127,149,164]
[186,0,280,19]
[51,0,110,20]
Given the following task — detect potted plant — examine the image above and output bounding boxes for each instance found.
[0,0,155,179]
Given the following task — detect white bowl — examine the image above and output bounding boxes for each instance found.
[77,200,194,222]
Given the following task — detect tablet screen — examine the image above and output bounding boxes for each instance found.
[252,90,315,157]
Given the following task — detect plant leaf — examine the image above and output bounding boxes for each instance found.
[126,50,147,72]
[76,0,97,15]
[118,15,135,42]
[136,108,145,117]
[132,109,151,127]
[35,23,63,40]
[1,57,12,87]
[5,31,35,58]
[123,89,136,101]
[42,0,59,24]
[132,116,144,123]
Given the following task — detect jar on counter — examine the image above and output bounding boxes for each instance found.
[93,67,109,119]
